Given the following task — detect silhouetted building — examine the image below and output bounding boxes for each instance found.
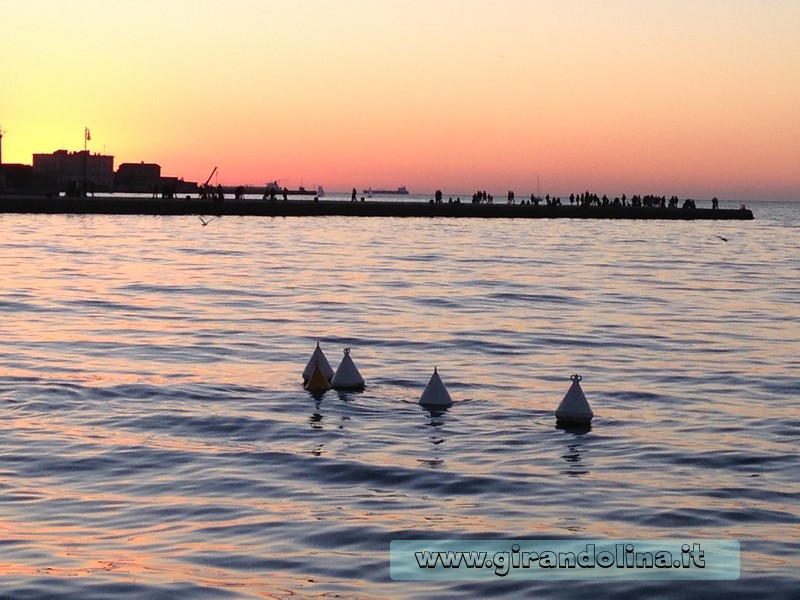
[33,149,114,193]
[115,162,161,192]
[0,164,58,195]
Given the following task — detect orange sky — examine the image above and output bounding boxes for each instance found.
[2,0,799,200]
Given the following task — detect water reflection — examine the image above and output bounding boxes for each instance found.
[559,435,591,477]
[310,443,325,456]
[309,398,324,429]
[555,420,592,435]
[421,405,450,418]
[418,409,447,468]
[307,397,351,431]
[557,516,585,533]
[309,410,324,429]
[306,389,328,402]
[335,389,361,402]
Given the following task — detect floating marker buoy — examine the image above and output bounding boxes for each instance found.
[331,348,365,390]
[302,342,334,383]
[419,367,453,407]
[555,374,593,425]
[304,359,331,392]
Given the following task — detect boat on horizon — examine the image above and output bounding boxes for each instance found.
[363,186,409,196]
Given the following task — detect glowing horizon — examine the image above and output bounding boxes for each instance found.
[2,0,799,200]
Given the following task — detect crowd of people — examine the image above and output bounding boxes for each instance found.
[460,189,723,210]
[197,183,225,201]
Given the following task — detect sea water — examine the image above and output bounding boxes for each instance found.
[0,201,798,598]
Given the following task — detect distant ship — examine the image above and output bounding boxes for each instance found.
[363,186,409,196]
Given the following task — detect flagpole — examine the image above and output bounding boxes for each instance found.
[82,127,90,196]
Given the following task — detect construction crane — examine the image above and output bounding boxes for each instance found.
[198,167,219,199]
[203,166,218,187]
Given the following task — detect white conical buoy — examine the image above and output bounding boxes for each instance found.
[419,367,453,407]
[304,359,331,392]
[302,342,334,383]
[331,348,365,390]
[555,374,593,425]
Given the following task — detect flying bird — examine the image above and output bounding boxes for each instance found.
[198,216,215,227]
[715,235,728,242]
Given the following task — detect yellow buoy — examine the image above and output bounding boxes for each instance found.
[302,342,334,383]
[304,360,331,392]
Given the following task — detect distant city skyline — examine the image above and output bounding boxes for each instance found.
[2,1,799,200]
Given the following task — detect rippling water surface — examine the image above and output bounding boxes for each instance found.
[1,202,798,598]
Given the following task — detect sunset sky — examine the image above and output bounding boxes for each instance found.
[2,0,799,200]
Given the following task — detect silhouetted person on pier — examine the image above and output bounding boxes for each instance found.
[282,187,288,201]
[712,197,719,209]
[351,188,357,202]
[161,184,176,199]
